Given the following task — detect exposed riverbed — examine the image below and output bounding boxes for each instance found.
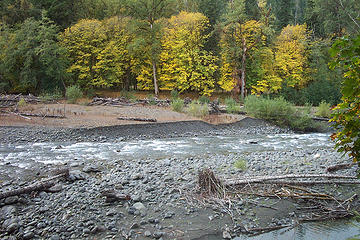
[0,119,359,239]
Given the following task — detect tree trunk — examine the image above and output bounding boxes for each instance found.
[240,44,247,100]
[152,60,159,96]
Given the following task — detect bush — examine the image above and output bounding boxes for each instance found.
[198,95,210,104]
[39,87,63,101]
[119,90,136,101]
[245,95,319,131]
[225,97,241,113]
[147,94,157,105]
[186,101,209,117]
[171,98,184,112]
[234,159,247,171]
[17,98,27,107]
[316,101,331,118]
[170,89,179,100]
[66,85,83,104]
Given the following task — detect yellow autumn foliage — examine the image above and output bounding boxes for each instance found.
[60,17,135,89]
[159,11,217,96]
[219,20,264,92]
[274,24,310,88]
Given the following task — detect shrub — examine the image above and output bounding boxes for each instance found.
[17,98,27,107]
[66,85,83,104]
[170,89,179,100]
[245,95,319,131]
[171,98,184,112]
[225,97,241,113]
[316,101,331,118]
[119,90,136,101]
[147,94,157,105]
[234,159,247,171]
[39,87,63,101]
[186,101,209,117]
[198,95,210,104]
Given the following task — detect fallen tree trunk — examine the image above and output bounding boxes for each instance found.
[101,190,131,202]
[16,112,65,119]
[327,163,357,172]
[117,117,157,122]
[225,174,357,186]
[0,170,69,200]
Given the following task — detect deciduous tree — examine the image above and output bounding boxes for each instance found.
[274,24,310,89]
[160,12,217,95]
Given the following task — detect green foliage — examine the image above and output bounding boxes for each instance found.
[39,87,63,101]
[316,101,331,118]
[18,98,27,107]
[186,101,209,117]
[147,94,157,105]
[65,85,83,103]
[330,34,360,162]
[198,95,210,104]
[245,95,316,131]
[234,158,247,171]
[0,13,69,94]
[225,97,241,114]
[170,89,179,100]
[119,90,136,101]
[171,98,184,112]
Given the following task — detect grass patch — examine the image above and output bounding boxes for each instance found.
[171,98,184,112]
[119,90,137,101]
[234,159,247,171]
[198,95,210,104]
[316,101,331,118]
[66,85,83,104]
[170,89,179,100]
[186,101,209,117]
[245,95,323,132]
[225,97,241,113]
[39,87,63,101]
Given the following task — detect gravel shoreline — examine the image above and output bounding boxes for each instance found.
[0,118,291,144]
[0,119,358,240]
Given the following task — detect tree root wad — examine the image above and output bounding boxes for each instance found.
[198,169,223,195]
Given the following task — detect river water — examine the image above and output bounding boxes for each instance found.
[1,132,359,239]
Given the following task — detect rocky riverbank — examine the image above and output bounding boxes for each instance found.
[0,119,358,240]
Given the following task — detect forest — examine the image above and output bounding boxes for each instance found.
[0,0,359,106]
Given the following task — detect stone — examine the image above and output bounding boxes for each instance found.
[68,170,87,181]
[6,223,19,233]
[4,196,19,205]
[1,205,16,219]
[144,230,152,237]
[83,165,101,173]
[153,231,165,239]
[222,230,232,239]
[46,184,63,193]
[23,231,34,240]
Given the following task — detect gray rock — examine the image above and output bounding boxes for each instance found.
[83,165,101,173]
[223,230,232,239]
[23,231,34,240]
[1,205,16,219]
[153,231,165,239]
[144,230,152,237]
[6,222,19,233]
[68,170,87,181]
[4,196,19,205]
[46,184,63,193]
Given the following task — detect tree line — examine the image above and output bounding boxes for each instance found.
[0,0,359,105]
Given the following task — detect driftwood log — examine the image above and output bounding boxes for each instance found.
[101,190,131,203]
[326,163,357,172]
[0,170,69,200]
[117,117,157,122]
[225,174,358,186]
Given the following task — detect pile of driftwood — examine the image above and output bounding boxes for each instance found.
[0,94,46,108]
[88,97,171,107]
[197,168,360,236]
